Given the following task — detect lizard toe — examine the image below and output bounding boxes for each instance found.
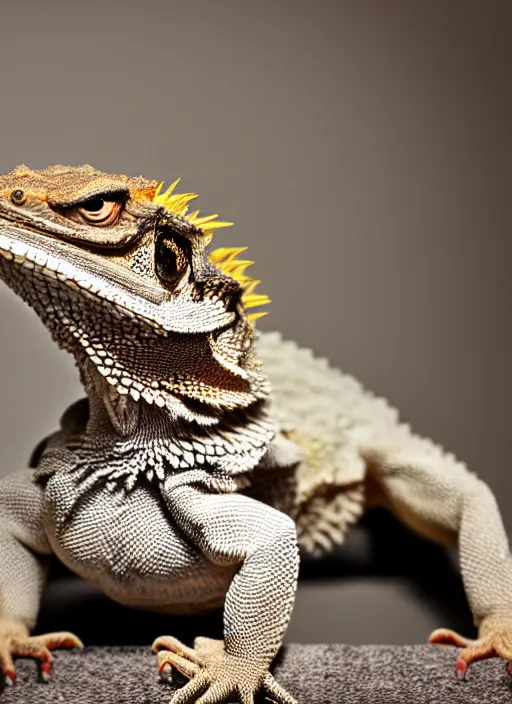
[428,623,512,679]
[170,673,209,704]
[263,672,298,704]
[153,635,201,663]
[428,628,475,648]
[153,635,202,683]
[0,629,83,685]
[157,650,200,680]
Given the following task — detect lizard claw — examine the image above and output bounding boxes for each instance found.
[3,669,16,687]
[152,634,296,704]
[153,634,202,681]
[429,621,512,679]
[40,659,53,683]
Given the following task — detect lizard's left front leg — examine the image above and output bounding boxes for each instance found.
[364,442,512,679]
[155,482,299,704]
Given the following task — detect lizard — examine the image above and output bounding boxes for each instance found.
[0,164,510,704]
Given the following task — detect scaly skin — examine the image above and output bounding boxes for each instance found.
[0,164,510,702]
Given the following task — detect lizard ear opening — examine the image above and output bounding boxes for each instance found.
[154,228,191,291]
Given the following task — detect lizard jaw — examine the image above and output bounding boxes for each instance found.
[0,222,269,415]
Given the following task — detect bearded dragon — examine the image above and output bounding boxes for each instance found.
[0,164,510,704]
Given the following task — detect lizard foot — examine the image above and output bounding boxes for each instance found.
[429,621,512,679]
[0,620,83,686]
[152,635,296,704]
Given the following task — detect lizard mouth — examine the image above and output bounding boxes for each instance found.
[0,221,235,335]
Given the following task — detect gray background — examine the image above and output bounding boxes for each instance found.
[0,0,511,644]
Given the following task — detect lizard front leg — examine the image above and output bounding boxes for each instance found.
[364,442,512,679]
[156,481,299,704]
[0,470,82,687]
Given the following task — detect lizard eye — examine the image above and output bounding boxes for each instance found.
[78,197,122,226]
[11,189,26,205]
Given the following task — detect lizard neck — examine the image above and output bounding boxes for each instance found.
[42,356,277,494]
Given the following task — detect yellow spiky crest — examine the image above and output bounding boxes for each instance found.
[208,248,271,323]
[153,181,270,324]
[153,180,233,241]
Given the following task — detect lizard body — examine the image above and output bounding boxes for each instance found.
[0,164,510,703]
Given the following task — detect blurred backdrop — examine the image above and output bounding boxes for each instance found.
[0,0,511,645]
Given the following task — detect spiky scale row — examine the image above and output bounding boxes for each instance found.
[153,183,270,323]
[208,247,270,319]
[153,179,199,218]
[153,180,233,231]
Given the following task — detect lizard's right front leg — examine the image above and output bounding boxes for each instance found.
[0,469,82,687]
[156,482,299,704]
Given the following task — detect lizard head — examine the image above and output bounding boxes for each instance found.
[0,164,270,424]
